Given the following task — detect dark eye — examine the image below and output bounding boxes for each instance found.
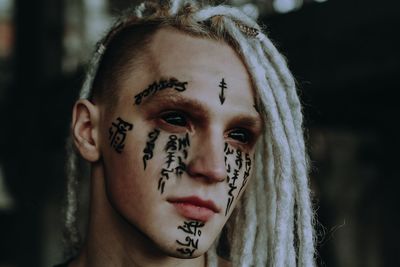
[228,128,251,144]
[161,111,187,127]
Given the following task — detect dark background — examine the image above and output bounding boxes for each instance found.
[0,0,399,266]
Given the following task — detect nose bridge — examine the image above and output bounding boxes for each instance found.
[187,127,226,182]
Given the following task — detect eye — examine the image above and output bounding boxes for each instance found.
[228,128,251,144]
[161,111,188,127]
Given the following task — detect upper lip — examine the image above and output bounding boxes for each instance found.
[168,196,220,213]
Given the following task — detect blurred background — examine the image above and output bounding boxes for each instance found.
[0,0,399,266]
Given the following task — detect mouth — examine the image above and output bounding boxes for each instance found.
[168,196,220,222]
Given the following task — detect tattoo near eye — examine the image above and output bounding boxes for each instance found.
[162,112,187,127]
[228,129,250,144]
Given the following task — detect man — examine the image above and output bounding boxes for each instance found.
[61,1,315,266]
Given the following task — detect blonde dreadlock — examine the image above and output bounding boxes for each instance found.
[64,1,315,266]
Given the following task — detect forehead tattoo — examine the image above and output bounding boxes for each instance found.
[134,77,188,105]
[218,78,227,105]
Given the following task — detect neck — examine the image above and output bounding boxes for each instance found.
[70,161,206,267]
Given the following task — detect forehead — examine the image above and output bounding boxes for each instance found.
[117,27,256,112]
[150,28,249,79]
[149,28,253,100]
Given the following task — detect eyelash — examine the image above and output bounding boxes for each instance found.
[158,110,255,145]
[227,128,253,144]
[160,111,188,127]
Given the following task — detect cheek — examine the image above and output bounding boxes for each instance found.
[157,133,190,194]
[223,144,253,216]
[103,122,163,207]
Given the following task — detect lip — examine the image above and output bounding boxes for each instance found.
[168,196,220,222]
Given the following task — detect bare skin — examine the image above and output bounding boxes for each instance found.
[70,27,261,267]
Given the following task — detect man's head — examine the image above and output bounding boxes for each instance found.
[73,26,261,257]
[65,1,315,266]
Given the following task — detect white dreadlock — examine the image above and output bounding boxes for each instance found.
[64,1,316,266]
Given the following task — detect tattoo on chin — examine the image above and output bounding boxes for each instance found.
[108,117,133,153]
[176,221,205,257]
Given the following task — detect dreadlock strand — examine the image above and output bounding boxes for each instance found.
[252,37,316,267]
[257,34,305,152]
[193,5,259,29]
[239,180,257,266]
[263,132,277,266]
[252,41,303,158]
[254,147,268,266]
[224,19,296,266]
[64,137,81,257]
[230,198,245,266]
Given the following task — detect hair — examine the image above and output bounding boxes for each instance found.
[64,0,316,266]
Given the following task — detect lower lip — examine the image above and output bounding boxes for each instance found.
[172,202,215,222]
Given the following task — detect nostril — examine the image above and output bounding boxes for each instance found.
[186,156,227,183]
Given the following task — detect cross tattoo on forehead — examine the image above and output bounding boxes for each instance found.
[218,78,227,105]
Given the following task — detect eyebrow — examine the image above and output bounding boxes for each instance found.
[227,114,263,133]
[134,76,187,106]
[140,90,263,132]
[140,91,210,120]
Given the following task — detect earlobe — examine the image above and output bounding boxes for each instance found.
[72,99,101,162]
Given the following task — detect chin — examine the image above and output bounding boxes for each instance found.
[169,247,208,259]
[156,235,212,259]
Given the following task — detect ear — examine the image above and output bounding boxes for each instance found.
[72,99,101,162]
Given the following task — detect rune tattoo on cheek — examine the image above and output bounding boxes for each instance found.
[218,78,227,105]
[134,78,188,105]
[238,153,252,195]
[224,143,244,216]
[142,129,160,169]
[108,117,133,153]
[158,133,190,194]
[176,221,205,257]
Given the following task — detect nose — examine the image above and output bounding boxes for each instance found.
[186,131,227,183]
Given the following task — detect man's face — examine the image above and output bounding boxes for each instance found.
[99,28,262,258]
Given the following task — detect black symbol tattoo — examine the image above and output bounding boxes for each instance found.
[178,133,190,151]
[224,144,232,174]
[225,168,239,216]
[224,143,236,215]
[165,134,178,152]
[178,133,190,159]
[238,153,252,195]
[134,78,188,105]
[142,129,160,169]
[177,221,204,235]
[158,134,190,194]
[218,78,227,105]
[223,143,246,216]
[235,149,243,170]
[175,156,187,176]
[108,117,133,153]
[176,221,205,257]
[159,135,178,193]
[224,142,234,155]
[226,162,231,174]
